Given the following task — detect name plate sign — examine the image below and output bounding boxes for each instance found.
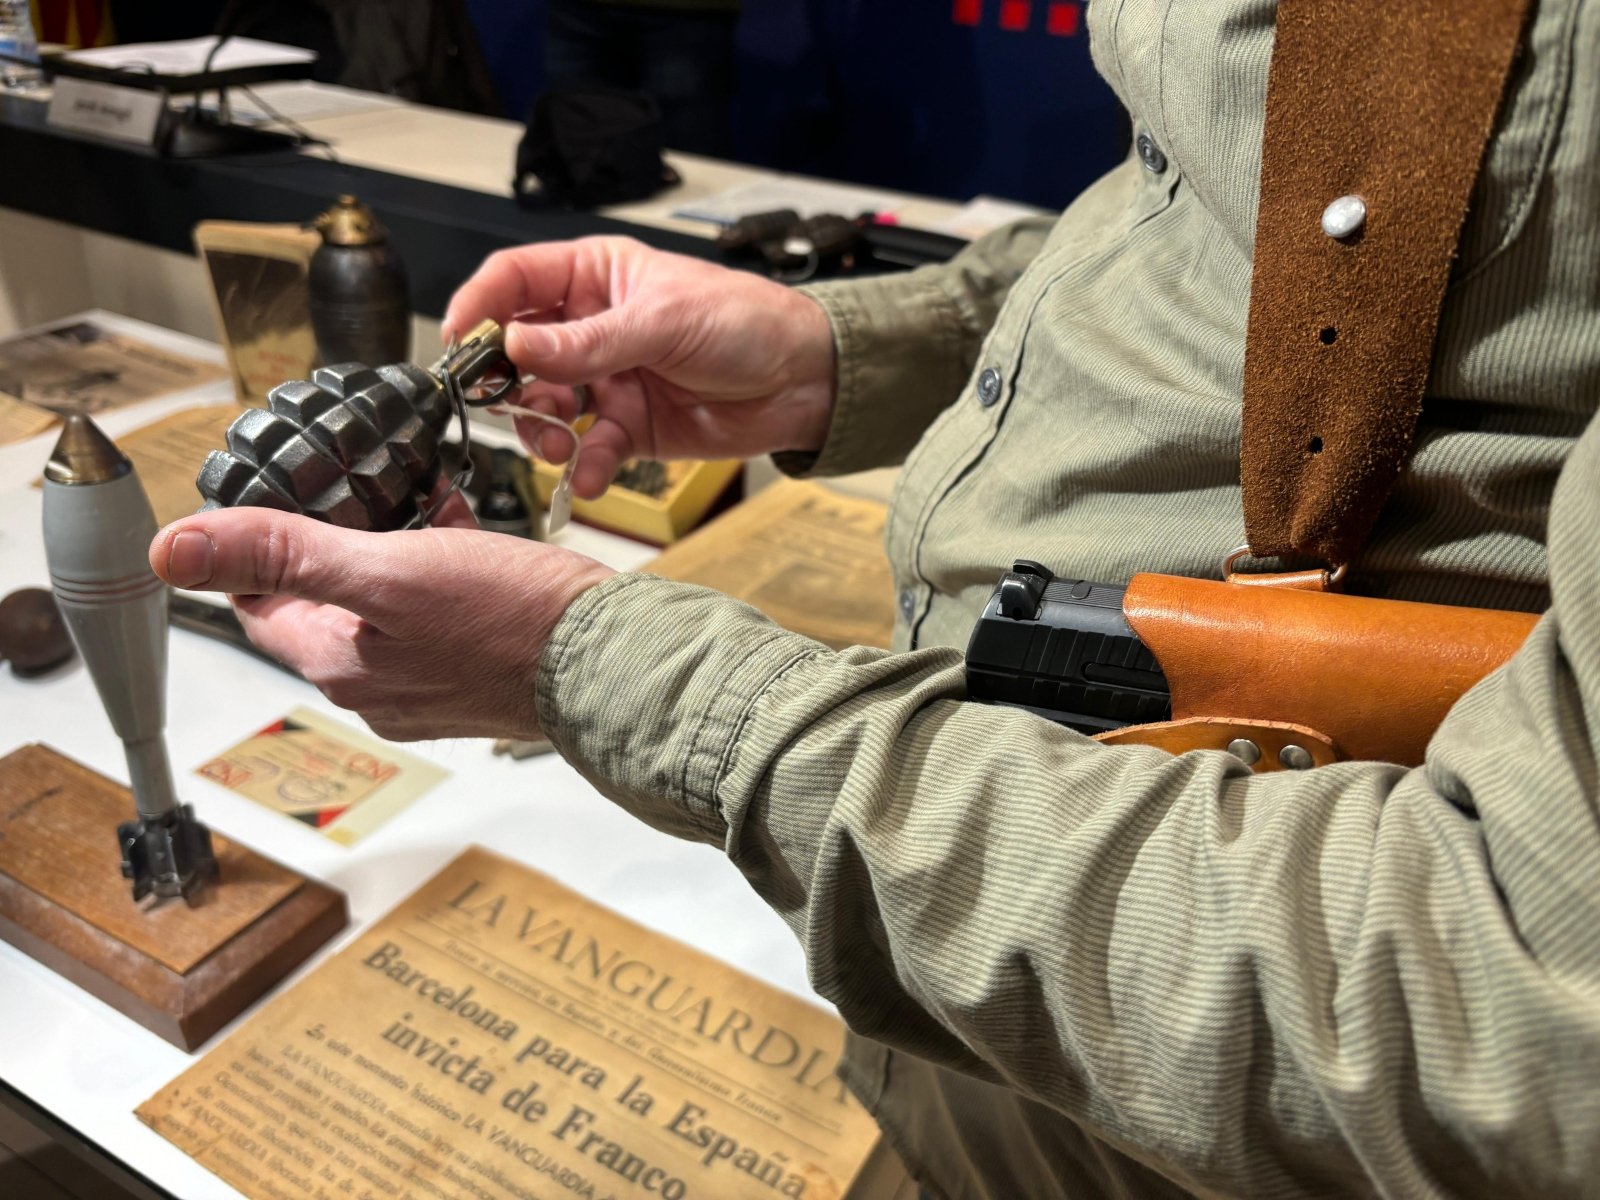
[47,77,165,145]
[139,846,883,1200]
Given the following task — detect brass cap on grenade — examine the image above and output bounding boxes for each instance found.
[313,194,386,246]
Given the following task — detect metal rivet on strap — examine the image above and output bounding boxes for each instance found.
[1321,195,1366,240]
[1279,744,1315,770]
[1227,739,1262,766]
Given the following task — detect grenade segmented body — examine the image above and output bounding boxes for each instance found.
[196,361,453,532]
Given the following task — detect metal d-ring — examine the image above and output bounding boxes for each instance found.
[467,371,518,406]
[1221,544,1348,587]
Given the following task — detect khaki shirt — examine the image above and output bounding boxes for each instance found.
[539,1,1600,1196]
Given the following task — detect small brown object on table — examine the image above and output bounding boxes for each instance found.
[0,743,347,1051]
[0,588,74,676]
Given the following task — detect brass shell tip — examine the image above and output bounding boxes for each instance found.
[313,194,384,246]
[44,414,130,485]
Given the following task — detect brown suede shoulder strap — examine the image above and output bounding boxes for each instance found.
[1240,0,1531,566]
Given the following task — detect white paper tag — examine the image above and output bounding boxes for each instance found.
[487,401,580,535]
[546,455,575,535]
[47,76,165,146]
[47,77,166,146]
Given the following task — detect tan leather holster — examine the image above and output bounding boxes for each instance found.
[1091,574,1538,770]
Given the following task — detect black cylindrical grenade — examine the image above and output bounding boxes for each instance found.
[477,447,536,538]
[308,195,411,368]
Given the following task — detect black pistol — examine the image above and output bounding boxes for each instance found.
[964,560,1171,734]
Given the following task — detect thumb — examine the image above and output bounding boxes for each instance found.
[508,309,669,385]
[151,508,403,629]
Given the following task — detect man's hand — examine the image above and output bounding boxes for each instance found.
[445,236,836,499]
[149,502,613,742]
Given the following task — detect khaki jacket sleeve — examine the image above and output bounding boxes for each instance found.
[773,215,1056,478]
[537,423,1600,1196]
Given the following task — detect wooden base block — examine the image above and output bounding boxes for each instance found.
[0,743,347,1051]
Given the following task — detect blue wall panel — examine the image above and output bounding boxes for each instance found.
[466,0,547,119]
[469,0,1126,211]
[735,0,1125,208]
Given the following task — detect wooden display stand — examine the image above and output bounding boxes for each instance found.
[0,744,347,1051]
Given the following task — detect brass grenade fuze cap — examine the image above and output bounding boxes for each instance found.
[313,194,386,246]
[44,414,129,485]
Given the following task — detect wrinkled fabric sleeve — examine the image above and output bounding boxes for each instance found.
[537,421,1600,1196]
[770,215,1057,478]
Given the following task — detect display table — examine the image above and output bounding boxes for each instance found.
[0,82,965,329]
[0,322,822,1198]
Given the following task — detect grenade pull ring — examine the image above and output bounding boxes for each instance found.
[431,319,518,407]
[434,320,587,535]
[411,321,511,528]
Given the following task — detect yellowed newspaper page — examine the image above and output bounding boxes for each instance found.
[116,402,247,526]
[139,846,884,1200]
[646,479,895,650]
[0,391,57,446]
[0,317,225,415]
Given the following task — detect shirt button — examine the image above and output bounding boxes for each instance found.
[976,366,1002,407]
[898,587,916,620]
[1137,131,1167,174]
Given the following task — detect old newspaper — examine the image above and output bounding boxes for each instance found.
[116,402,247,526]
[139,847,886,1200]
[645,480,895,650]
[0,316,225,441]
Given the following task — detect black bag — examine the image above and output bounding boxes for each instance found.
[515,86,682,210]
